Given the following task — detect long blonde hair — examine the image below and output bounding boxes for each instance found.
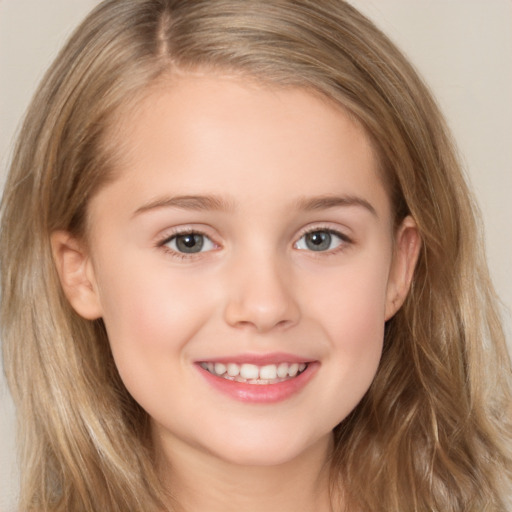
[1,1,511,510]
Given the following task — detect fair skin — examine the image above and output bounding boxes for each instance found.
[52,74,420,512]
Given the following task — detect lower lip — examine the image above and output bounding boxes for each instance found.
[196,362,319,403]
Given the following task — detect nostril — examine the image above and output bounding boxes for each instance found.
[275,319,295,330]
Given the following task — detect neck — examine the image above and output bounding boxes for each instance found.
[156,433,336,512]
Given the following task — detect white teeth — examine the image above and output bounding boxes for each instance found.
[226,363,240,377]
[239,363,259,380]
[288,363,299,377]
[200,361,309,382]
[214,362,226,375]
[259,364,277,380]
[277,362,289,378]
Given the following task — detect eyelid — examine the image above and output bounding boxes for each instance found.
[156,226,220,258]
[156,223,217,243]
[293,224,353,252]
[295,223,353,241]
[154,223,353,259]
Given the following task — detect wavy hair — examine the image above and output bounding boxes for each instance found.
[1,1,511,510]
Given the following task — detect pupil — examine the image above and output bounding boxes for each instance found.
[176,234,204,253]
[306,231,331,251]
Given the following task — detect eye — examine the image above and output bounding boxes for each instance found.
[294,229,347,252]
[163,232,216,254]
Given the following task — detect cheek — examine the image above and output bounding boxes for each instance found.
[310,253,389,333]
[94,257,214,384]
[305,255,390,392]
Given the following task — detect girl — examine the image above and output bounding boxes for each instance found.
[1,1,511,511]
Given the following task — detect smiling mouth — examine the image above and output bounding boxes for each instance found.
[198,361,309,384]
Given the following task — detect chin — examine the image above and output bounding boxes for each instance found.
[203,428,332,468]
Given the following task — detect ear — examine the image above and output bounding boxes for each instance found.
[51,231,103,320]
[385,216,421,320]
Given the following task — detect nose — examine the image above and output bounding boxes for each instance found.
[223,252,300,333]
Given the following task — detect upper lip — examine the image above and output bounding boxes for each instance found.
[195,352,315,366]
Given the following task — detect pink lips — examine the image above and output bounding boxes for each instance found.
[196,353,319,403]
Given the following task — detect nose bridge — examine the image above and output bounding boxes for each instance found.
[223,244,300,332]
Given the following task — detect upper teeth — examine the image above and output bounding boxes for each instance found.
[200,362,307,381]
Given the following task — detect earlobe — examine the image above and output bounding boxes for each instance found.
[51,231,103,320]
[385,216,421,320]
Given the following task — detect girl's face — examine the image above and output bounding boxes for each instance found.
[54,74,419,467]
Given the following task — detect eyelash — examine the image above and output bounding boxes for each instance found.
[156,225,353,260]
[156,228,219,260]
[294,226,353,255]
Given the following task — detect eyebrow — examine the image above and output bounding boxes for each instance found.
[133,194,235,216]
[294,195,377,216]
[133,193,377,217]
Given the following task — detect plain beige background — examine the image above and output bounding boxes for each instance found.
[1,1,511,510]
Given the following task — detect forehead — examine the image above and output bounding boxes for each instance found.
[89,74,390,222]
